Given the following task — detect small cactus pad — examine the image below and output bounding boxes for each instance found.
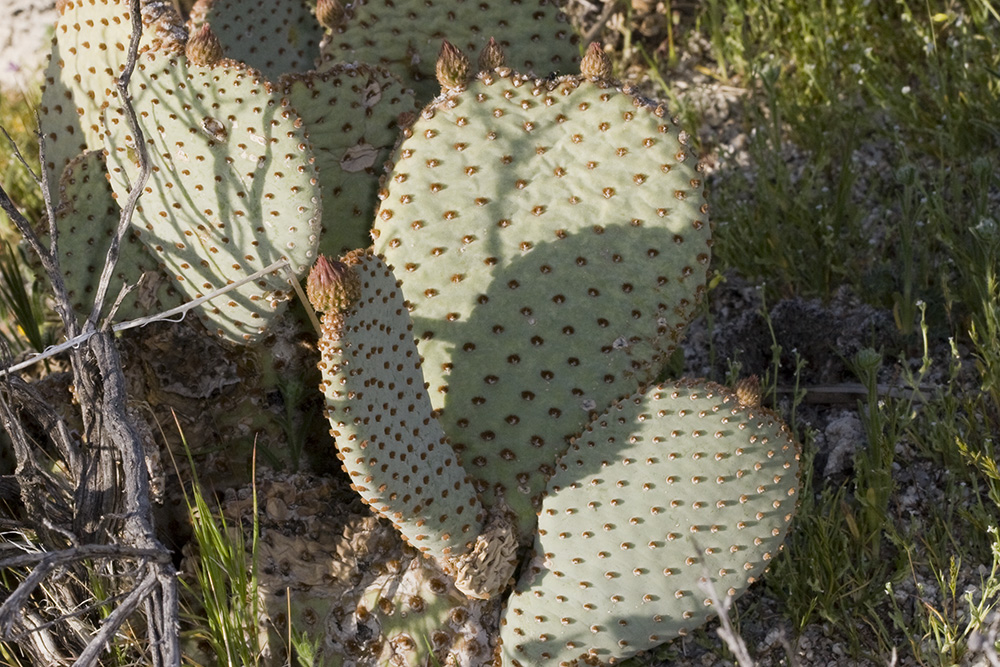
[38,0,186,203]
[101,42,322,343]
[317,250,518,598]
[499,378,800,666]
[352,554,501,666]
[372,63,711,536]
[277,65,419,256]
[52,150,182,319]
[317,0,578,102]
[186,0,323,80]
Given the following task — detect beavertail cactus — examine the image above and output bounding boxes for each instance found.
[499,379,799,665]
[277,65,419,256]
[51,150,182,318]
[303,41,798,666]
[186,0,324,79]
[371,45,712,537]
[38,0,187,205]
[100,39,322,342]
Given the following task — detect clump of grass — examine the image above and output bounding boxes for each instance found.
[0,86,44,241]
[167,418,265,666]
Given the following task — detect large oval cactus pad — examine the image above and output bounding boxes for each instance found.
[499,378,800,666]
[102,45,322,343]
[373,68,711,536]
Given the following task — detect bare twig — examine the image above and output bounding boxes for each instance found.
[86,1,151,332]
[0,258,291,378]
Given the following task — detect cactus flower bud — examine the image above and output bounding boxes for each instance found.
[185,24,224,66]
[580,41,612,80]
[477,36,506,71]
[735,375,762,408]
[436,40,470,92]
[316,0,345,31]
[307,255,361,313]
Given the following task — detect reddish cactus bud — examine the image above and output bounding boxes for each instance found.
[307,255,361,313]
[735,375,762,408]
[580,41,612,80]
[436,40,470,92]
[316,0,345,31]
[478,37,506,71]
[185,23,224,67]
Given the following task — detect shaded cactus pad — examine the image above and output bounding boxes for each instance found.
[317,0,579,101]
[101,41,322,342]
[499,379,800,666]
[314,250,519,600]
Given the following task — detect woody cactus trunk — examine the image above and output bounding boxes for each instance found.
[6,0,801,664]
[306,43,800,666]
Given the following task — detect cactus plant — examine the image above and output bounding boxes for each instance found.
[277,65,419,256]
[499,378,798,665]
[311,250,519,601]
[51,149,182,317]
[304,42,800,666]
[99,37,323,342]
[38,0,187,206]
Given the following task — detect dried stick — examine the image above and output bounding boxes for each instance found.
[85,0,151,332]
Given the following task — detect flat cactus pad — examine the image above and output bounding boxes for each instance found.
[38,0,186,204]
[317,0,578,101]
[187,0,323,80]
[373,65,712,536]
[499,379,800,665]
[101,41,322,343]
[278,65,419,256]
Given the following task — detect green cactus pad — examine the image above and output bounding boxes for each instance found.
[317,0,578,102]
[38,0,187,204]
[187,0,323,80]
[372,67,711,536]
[52,150,182,319]
[277,65,419,256]
[317,250,518,598]
[498,378,800,666]
[101,42,322,343]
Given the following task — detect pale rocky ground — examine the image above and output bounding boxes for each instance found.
[2,2,998,667]
[0,0,57,93]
